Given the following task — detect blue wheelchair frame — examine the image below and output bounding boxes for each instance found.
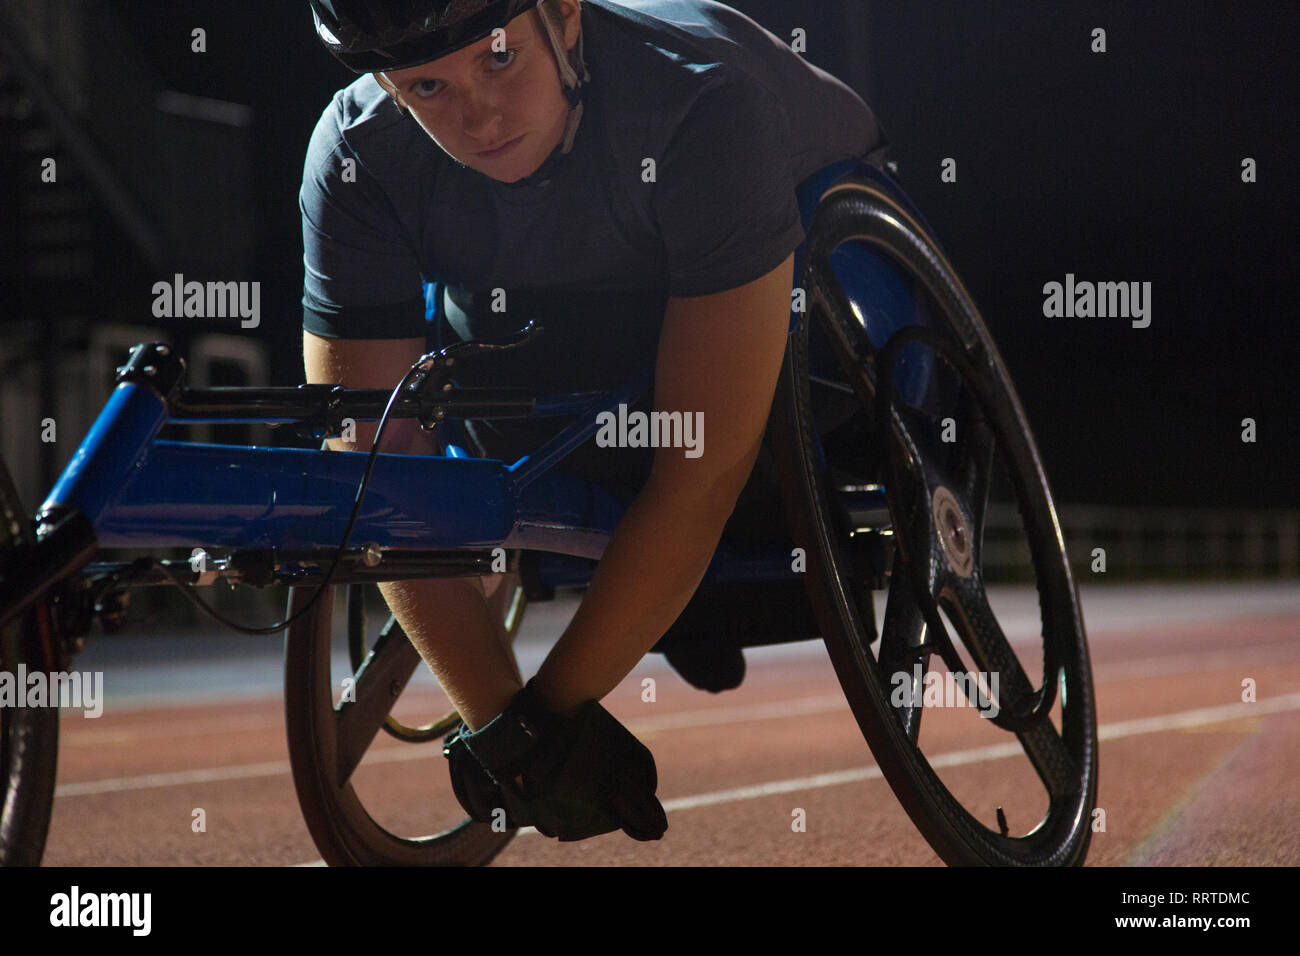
[30,159,941,599]
[2,154,1104,871]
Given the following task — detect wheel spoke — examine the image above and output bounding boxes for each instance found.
[955,417,996,559]
[883,343,1080,813]
[878,344,1055,731]
[884,354,1082,825]
[877,574,932,743]
[941,572,1056,732]
[1018,710,1080,801]
[334,616,422,786]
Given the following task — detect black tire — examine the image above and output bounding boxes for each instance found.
[0,461,60,867]
[770,172,1098,866]
[284,575,523,866]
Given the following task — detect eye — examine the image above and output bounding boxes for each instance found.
[408,49,518,100]
[410,79,442,99]
[487,48,519,72]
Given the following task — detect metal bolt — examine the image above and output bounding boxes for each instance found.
[390,680,401,697]
[156,344,170,356]
[362,542,382,567]
[143,365,156,376]
[948,513,966,548]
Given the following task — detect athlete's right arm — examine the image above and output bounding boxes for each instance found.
[302,330,436,456]
[299,95,431,457]
[303,328,525,726]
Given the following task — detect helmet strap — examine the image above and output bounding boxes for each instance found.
[496,4,586,188]
[533,3,590,99]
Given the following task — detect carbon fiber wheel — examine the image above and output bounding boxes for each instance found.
[284,567,526,866]
[0,460,60,867]
[770,173,1098,866]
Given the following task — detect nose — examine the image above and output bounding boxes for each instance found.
[458,86,503,145]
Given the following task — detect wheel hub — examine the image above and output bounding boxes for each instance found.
[931,485,973,577]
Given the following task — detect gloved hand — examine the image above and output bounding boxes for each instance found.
[442,725,512,826]
[443,680,667,842]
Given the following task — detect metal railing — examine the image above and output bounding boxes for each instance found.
[983,504,1300,581]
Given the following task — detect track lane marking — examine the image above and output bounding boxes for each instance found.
[504,692,1300,835]
[51,695,849,796]
[274,690,1300,865]
[57,644,1300,748]
[57,692,1300,800]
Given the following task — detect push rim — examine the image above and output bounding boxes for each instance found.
[283,573,524,866]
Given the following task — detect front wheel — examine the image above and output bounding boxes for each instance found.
[284,563,527,866]
[0,461,60,866]
[771,172,1098,865]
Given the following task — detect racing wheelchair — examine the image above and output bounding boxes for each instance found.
[0,158,1097,866]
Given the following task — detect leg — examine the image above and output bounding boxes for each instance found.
[302,336,525,733]
[377,576,522,731]
[480,553,525,684]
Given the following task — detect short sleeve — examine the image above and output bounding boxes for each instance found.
[651,73,805,298]
[299,98,426,339]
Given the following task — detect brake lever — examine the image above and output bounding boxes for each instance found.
[412,319,545,373]
[407,320,544,429]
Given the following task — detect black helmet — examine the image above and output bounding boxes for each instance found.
[310,0,545,73]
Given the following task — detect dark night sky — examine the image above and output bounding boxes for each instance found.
[104,1,1298,508]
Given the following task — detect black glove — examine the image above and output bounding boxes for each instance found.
[442,725,512,827]
[444,680,667,842]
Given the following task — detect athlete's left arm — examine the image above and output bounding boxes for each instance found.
[532,251,795,714]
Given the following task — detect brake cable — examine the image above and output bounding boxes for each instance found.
[157,357,428,635]
[157,322,543,636]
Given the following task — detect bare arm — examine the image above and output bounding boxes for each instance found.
[302,331,438,455]
[532,252,796,714]
[303,330,524,727]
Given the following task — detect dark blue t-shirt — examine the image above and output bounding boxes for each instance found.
[299,0,888,343]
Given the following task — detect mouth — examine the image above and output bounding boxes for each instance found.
[475,134,525,158]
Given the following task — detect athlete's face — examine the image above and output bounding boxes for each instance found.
[380,3,580,183]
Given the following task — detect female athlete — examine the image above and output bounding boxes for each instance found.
[301,0,886,842]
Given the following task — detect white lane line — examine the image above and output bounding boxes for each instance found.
[52,696,851,797]
[62,643,1298,748]
[61,713,285,746]
[58,691,1300,802]
[1095,694,1300,740]
[60,695,848,750]
[510,692,1300,831]
[1092,646,1300,682]
[627,695,848,733]
[289,692,1300,858]
[56,759,294,797]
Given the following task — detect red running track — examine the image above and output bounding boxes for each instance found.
[37,586,1300,866]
